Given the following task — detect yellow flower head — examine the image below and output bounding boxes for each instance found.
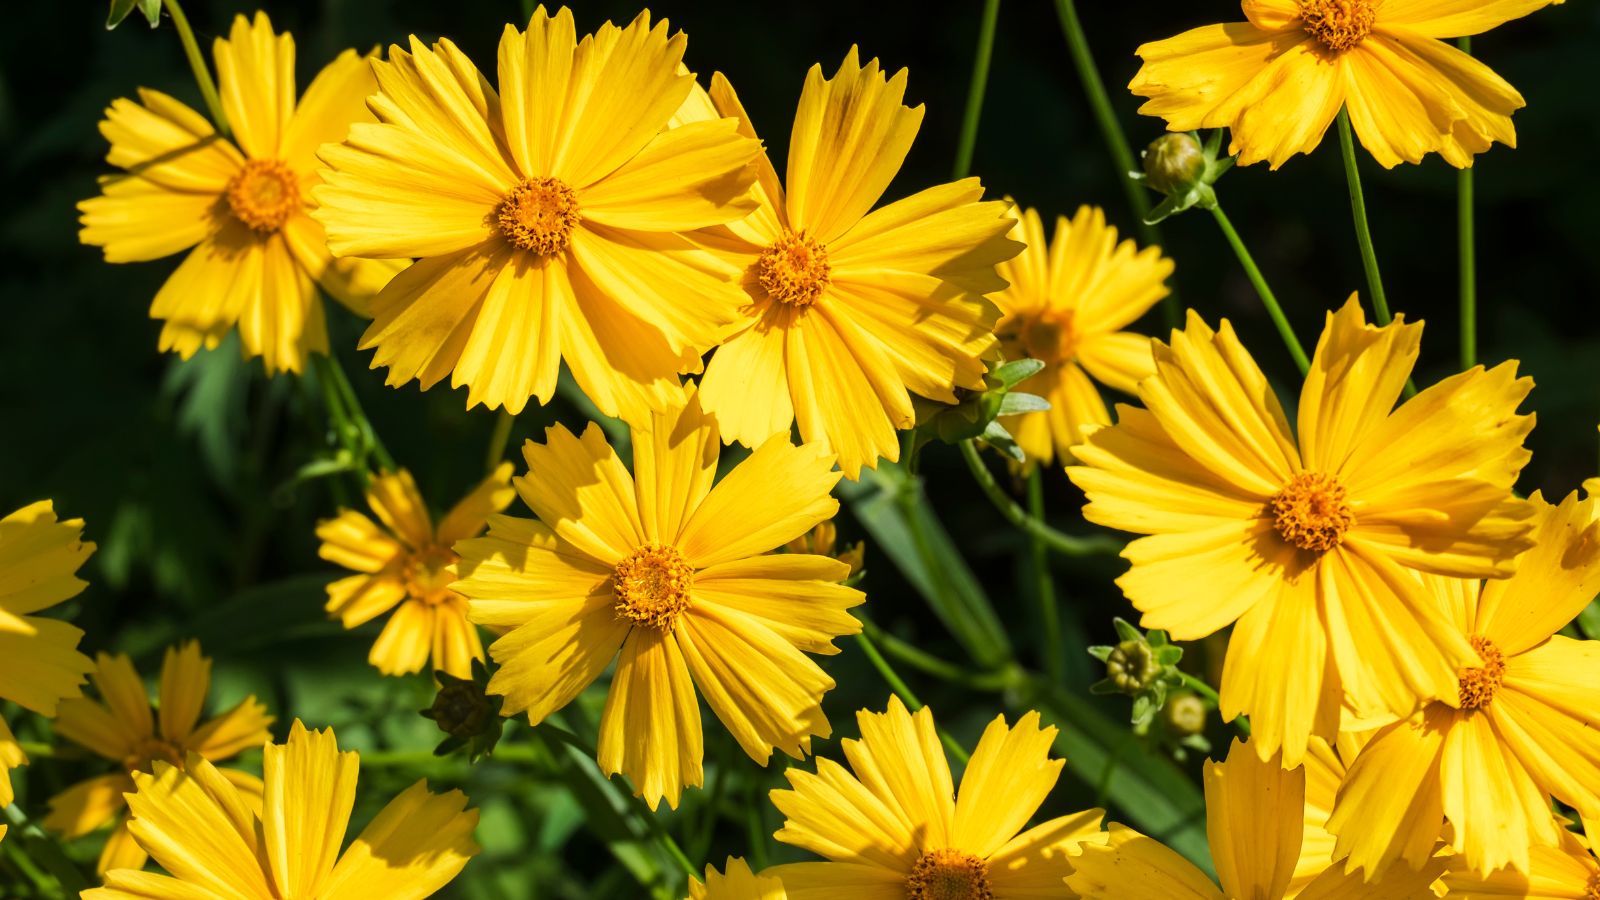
[1067,296,1536,767]
[679,50,1023,479]
[1130,0,1562,169]
[1442,816,1600,898]
[1327,491,1600,878]
[313,6,762,423]
[992,204,1173,467]
[78,12,405,374]
[453,386,864,809]
[317,465,514,679]
[44,641,275,874]
[689,858,787,900]
[767,696,1103,897]
[1066,736,1447,898]
[0,500,95,810]
[82,720,478,900]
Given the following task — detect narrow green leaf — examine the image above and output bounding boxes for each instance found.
[107,0,138,28]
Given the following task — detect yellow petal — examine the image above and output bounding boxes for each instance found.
[825,272,995,403]
[0,717,22,808]
[1490,688,1600,829]
[236,231,324,375]
[698,305,797,451]
[1219,573,1338,767]
[78,175,217,264]
[1440,840,1595,897]
[828,183,1019,296]
[316,508,404,574]
[157,641,211,744]
[1504,635,1600,729]
[368,600,434,676]
[213,12,295,160]
[676,602,833,765]
[0,500,96,616]
[691,857,788,900]
[983,809,1106,895]
[430,597,483,680]
[762,861,903,900]
[148,222,262,362]
[1118,518,1291,641]
[94,88,243,193]
[96,816,149,877]
[1295,852,1449,899]
[1441,705,1557,874]
[123,756,271,895]
[1227,42,1347,169]
[1063,823,1226,899]
[1381,31,1523,167]
[281,47,379,177]
[1340,37,1460,168]
[558,254,689,425]
[579,119,759,231]
[325,574,407,629]
[1380,0,1562,38]
[0,616,92,716]
[495,6,575,176]
[785,48,923,244]
[437,462,517,548]
[453,515,612,627]
[1130,22,1310,140]
[597,628,703,810]
[281,213,405,317]
[692,554,862,656]
[452,252,564,414]
[1297,296,1422,476]
[189,695,274,762]
[263,721,358,897]
[358,244,510,395]
[949,710,1063,859]
[321,780,479,900]
[631,385,720,545]
[1477,492,1600,655]
[785,304,907,480]
[844,698,955,852]
[676,434,840,568]
[43,773,134,839]
[55,693,136,763]
[1078,332,1161,398]
[1206,737,1304,900]
[484,592,629,723]
[518,422,643,564]
[1326,706,1451,879]
[364,468,434,549]
[771,759,919,870]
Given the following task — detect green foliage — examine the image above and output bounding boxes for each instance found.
[106,0,161,29]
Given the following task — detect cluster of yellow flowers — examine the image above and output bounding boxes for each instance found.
[2,0,1590,897]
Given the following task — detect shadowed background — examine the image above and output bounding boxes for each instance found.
[2,1,1596,895]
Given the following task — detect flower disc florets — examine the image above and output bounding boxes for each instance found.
[613,542,694,630]
[122,737,185,776]
[226,159,301,233]
[906,848,994,900]
[1299,0,1376,53]
[1458,636,1507,710]
[497,176,580,255]
[1271,472,1355,553]
[758,230,831,308]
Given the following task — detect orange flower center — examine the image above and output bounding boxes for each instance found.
[403,544,460,604]
[1299,0,1376,53]
[122,736,185,776]
[1270,472,1355,553]
[906,849,994,900]
[613,542,694,630]
[758,230,831,308]
[225,159,301,233]
[497,177,580,255]
[1458,636,1507,710]
[1586,871,1600,900]
[997,310,1078,365]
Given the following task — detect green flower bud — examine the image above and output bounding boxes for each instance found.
[1162,692,1208,737]
[1106,639,1160,693]
[420,659,505,761]
[1142,133,1206,196]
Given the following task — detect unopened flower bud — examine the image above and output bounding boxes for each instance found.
[1163,692,1207,737]
[1142,133,1206,196]
[423,673,493,739]
[1105,639,1159,693]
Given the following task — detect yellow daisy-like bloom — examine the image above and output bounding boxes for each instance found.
[679,51,1021,479]
[453,386,863,810]
[1066,737,1446,898]
[992,204,1172,467]
[43,641,274,874]
[317,465,513,678]
[0,501,95,813]
[83,720,478,900]
[1066,296,1535,767]
[313,6,761,423]
[690,858,787,900]
[1130,0,1561,169]
[766,696,1103,899]
[1327,491,1600,878]
[1441,817,1600,899]
[78,12,405,374]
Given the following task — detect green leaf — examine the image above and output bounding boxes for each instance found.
[993,357,1045,388]
[1578,598,1600,640]
[840,467,1013,667]
[996,392,1051,416]
[107,0,161,29]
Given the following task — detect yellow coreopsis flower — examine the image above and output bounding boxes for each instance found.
[43,642,274,874]
[690,858,787,900]
[0,501,95,814]
[313,6,761,423]
[78,12,405,374]
[1441,819,1600,899]
[1066,297,1535,766]
[992,204,1172,467]
[84,720,478,900]
[766,696,1103,898]
[1130,0,1562,169]
[317,465,513,678]
[679,51,1021,479]
[1326,491,1600,878]
[453,386,864,810]
[1066,737,1446,898]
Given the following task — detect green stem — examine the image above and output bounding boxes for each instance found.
[486,410,517,473]
[1051,0,1179,328]
[1177,672,1250,737]
[163,0,229,138]
[1457,37,1477,371]
[855,631,971,765]
[326,353,395,471]
[1028,469,1064,683]
[859,617,1018,691]
[1207,204,1311,374]
[958,440,1123,556]
[952,0,1001,180]
[1335,108,1392,326]
[3,803,90,895]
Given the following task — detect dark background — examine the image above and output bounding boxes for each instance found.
[2,1,1596,896]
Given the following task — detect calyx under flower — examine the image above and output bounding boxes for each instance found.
[1133,130,1235,224]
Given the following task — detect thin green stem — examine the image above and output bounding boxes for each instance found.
[958,440,1124,556]
[1051,0,1179,328]
[1336,108,1392,325]
[855,631,971,765]
[1457,37,1477,371]
[163,0,229,138]
[325,354,395,471]
[486,410,517,473]
[952,0,1001,180]
[859,617,1018,691]
[1028,469,1064,683]
[1208,204,1310,374]
[4,803,90,894]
